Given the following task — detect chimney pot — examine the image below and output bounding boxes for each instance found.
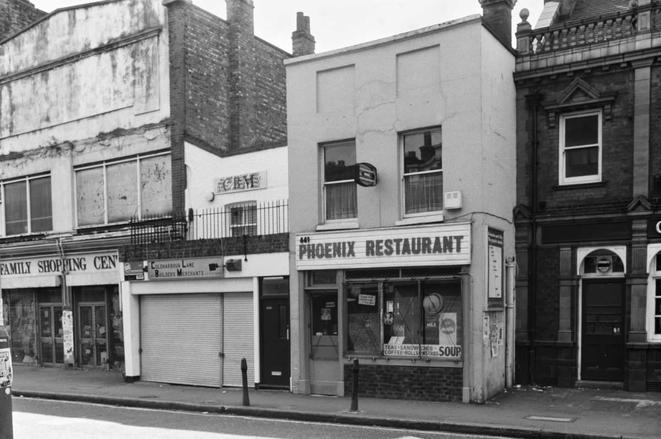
[292,11,315,57]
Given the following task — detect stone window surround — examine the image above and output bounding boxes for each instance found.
[646,243,661,342]
[557,109,603,187]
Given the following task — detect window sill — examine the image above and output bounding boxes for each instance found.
[395,214,444,226]
[316,220,359,231]
[554,181,606,191]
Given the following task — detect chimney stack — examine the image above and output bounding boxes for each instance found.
[292,12,315,57]
[227,0,256,149]
[479,0,516,48]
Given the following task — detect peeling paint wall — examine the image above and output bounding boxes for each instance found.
[0,0,169,155]
[0,0,161,77]
[1,36,159,139]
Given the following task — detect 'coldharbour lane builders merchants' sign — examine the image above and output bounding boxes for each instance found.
[296,223,471,270]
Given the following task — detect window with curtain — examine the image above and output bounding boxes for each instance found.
[559,111,601,185]
[402,127,443,215]
[2,175,52,236]
[323,140,357,221]
[75,152,172,227]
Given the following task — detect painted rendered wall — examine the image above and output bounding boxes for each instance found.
[286,16,517,402]
[286,17,508,233]
[478,27,516,399]
[0,0,171,235]
[0,0,170,155]
[184,142,288,211]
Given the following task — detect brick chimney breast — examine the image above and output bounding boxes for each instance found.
[227,0,257,149]
[292,11,315,57]
[479,0,516,48]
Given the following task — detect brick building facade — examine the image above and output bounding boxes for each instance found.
[515,0,661,391]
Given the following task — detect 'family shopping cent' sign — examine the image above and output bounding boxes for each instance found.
[296,223,471,270]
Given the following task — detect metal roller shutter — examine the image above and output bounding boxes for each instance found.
[140,294,222,387]
[222,293,254,387]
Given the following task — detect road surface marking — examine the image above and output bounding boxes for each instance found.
[525,415,575,422]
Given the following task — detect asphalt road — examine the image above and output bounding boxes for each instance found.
[10,397,513,439]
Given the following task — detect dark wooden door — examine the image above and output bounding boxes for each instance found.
[260,297,290,388]
[581,280,625,381]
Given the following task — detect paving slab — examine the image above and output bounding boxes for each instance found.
[10,366,661,439]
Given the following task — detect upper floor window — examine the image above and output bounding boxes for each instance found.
[322,140,356,221]
[402,127,443,215]
[559,111,602,185]
[1,174,52,236]
[228,201,257,237]
[649,254,661,342]
[75,152,171,227]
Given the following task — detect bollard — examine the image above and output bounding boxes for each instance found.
[350,358,359,412]
[241,358,250,407]
[0,326,13,439]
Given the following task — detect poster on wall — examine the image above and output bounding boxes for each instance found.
[487,228,504,301]
[0,350,11,387]
[62,310,74,365]
[0,326,12,388]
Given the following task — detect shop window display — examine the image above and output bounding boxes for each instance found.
[4,290,38,364]
[347,279,462,359]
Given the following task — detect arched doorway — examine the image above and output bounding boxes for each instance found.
[577,247,626,383]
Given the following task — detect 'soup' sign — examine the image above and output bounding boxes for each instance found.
[295,223,471,270]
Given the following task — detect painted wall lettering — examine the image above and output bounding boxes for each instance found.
[0,253,118,277]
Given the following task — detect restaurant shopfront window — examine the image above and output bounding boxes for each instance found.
[345,271,462,360]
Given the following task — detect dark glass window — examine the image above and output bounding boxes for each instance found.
[402,128,443,214]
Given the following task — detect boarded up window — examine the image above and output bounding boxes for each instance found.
[140,155,171,217]
[5,180,28,235]
[76,153,171,227]
[397,46,440,97]
[107,161,138,223]
[316,65,355,113]
[76,167,105,226]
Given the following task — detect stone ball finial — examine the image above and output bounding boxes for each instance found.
[520,8,530,22]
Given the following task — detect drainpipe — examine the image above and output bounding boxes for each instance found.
[505,256,517,387]
[527,92,541,385]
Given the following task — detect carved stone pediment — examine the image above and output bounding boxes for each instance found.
[543,77,617,127]
[627,195,652,213]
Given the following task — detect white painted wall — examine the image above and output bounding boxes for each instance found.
[285,16,516,402]
[185,143,289,211]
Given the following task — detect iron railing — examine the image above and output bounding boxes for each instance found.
[187,200,289,240]
[130,214,188,246]
[130,200,289,244]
